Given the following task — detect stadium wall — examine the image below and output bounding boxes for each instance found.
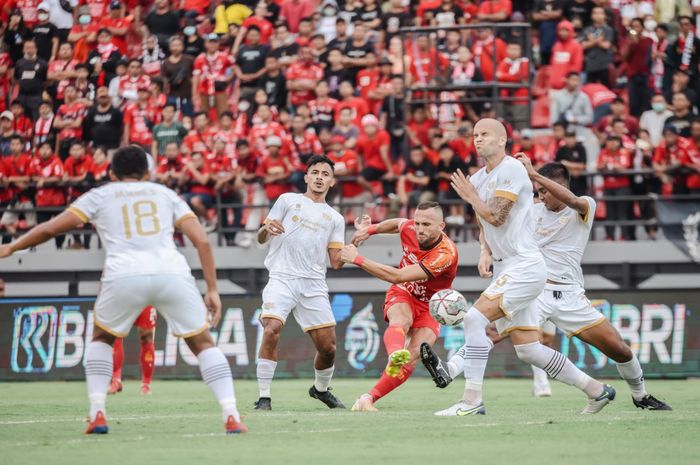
[1,291,698,381]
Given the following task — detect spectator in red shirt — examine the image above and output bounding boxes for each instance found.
[409,34,451,86]
[182,111,217,158]
[335,80,370,128]
[31,140,66,248]
[0,135,34,241]
[54,84,88,159]
[622,18,654,117]
[595,97,640,143]
[495,42,530,130]
[234,2,273,55]
[309,80,339,132]
[597,134,634,240]
[62,140,95,247]
[652,126,698,195]
[98,1,131,55]
[280,0,316,33]
[406,106,437,149]
[256,135,293,202]
[327,134,363,202]
[117,58,151,107]
[476,0,511,21]
[549,20,584,89]
[286,46,324,108]
[356,114,394,200]
[471,27,507,82]
[9,99,32,142]
[179,150,216,229]
[90,146,110,185]
[47,42,80,103]
[193,33,235,118]
[122,85,161,149]
[68,7,99,63]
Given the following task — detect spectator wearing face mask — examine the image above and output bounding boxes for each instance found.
[640,94,674,147]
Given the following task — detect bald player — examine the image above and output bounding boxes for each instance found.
[340,201,459,412]
[420,119,615,416]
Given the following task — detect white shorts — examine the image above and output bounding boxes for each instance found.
[535,282,607,337]
[485,254,547,335]
[95,274,208,338]
[261,277,335,332]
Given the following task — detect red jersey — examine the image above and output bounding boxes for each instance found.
[290,130,323,165]
[407,118,437,148]
[83,0,109,18]
[512,143,553,167]
[327,149,363,198]
[2,153,32,201]
[12,114,33,140]
[495,58,529,102]
[476,0,511,18]
[157,155,185,175]
[48,58,80,101]
[183,128,217,157]
[256,155,293,200]
[308,97,338,128]
[335,97,370,127]
[118,75,151,104]
[98,16,132,54]
[56,102,87,140]
[395,219,458,303]
[183,163,215,196]
[9,0,40,28]
[193,52,234,95]
[356,130,391,170]
[90,160,110,182]
[471,36,507,82]
[214,128,240,158]
[69,23,100,62]
[597,148,632,189]
[248,121,287,155]
[241,16,273,44]
[124,102,161,146]
[30,155,65,206]
[357,69,392,115]
[409,49,450,86]
[285,61,324,106]
[0,160,12,202]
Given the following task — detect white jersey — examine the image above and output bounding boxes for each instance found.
[263,193,345,280]
[68,182,195,281]
[533,196,596,287]
[469,156,541,261]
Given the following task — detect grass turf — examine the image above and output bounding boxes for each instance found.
[0,378,698,465]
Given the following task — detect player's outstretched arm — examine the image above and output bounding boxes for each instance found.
[0,210,83,258]
[339,244,429,284]
[514,153,589,218]
[179,216,222,327]
[351,215,407,246]
[451,169,513,227]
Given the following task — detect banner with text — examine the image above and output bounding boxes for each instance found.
[1,291,698,381]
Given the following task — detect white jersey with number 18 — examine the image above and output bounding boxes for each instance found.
[67,181,196,281]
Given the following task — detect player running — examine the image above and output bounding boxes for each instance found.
[421,118,615,415]
[255,155,346,411]
[339,201,458,412]
[513,156,671,410]
[108,306,157,396]
[0,146,247,434]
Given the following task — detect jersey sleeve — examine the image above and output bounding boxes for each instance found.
[265,193,289,223]
[170,190,196,228]
[420,245,457,279]
[579,196,597,226]
[328,213,345,249]
[494,159,529,202]
[67,188,102,223]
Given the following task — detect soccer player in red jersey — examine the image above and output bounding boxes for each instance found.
[109,306,157,395]
[339,202,458,411]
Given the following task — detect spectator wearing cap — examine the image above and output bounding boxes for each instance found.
[14,40,48,120]
[356,113,395,201]
[122,84,161,150]
[597,134,634,241]
[550,72,593,137]
[256,135,293,202]
[622,17,654,117]
[47,42,79,103]
[193,33,235,118]
[233,2,273,56]
[68,6,99,63]
[471,27,507,82]
[594,97,639,143]
[9,100,33,142]
[97,1,130,55]
[664,92,695,138]
[33,3,59,61]
[143,0,181,52]
[555,130,588,196]
[234,26,271,103]
[532,0,563,65]
[84,86,123,153]
[281,0,316,34]
[549,20,583,89]
[581,6,613,87]
[495,42,530,130]
[33,100,55,148]
[30,140,66,248]
[0,111,15,155]
[54,84,88,159]
[652,125,697,195]
[640,94,674,147]
[0,135,35,243]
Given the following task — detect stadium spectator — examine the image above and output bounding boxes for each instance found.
[548,20,583,89]
[33,2,60,62]
[380,76,408,160]
[281,0,316,34]
[67,7,98,63]
[257,135,293,202]
[495,42,529,129]
[9,99,33,142]
[665,92,695,137]
[622,18,654,117]
[476,0,512,22]
[14,40,48,120]
[83,86,123,153]
[33,100,55,148]
[665,69,698,109]
[0,111,14,155]
[193,33,235,117]
[581,6,613,87]
[30,140,65,249]
[235,26,271,102]
[581,80,617,122]
[45,0,77,43]
[259,55,287,110]
[597,134,634,241]
[327,134,363,204]
[640,94,674,147]
[665,16,700,86]
[434,142,470,225]
[156,141,186,189]
[0,135,35,242]
[555,130,588,196]
[47,42,79,103]
[152,103,187,158]
[512,128,553,168]
[180,150,216,229]
[122,84,160,150]
[394,145,436,216]
[4,10,32,64]
[532,0,563,65]
[54,84,88,159]
[356,114,394,201]
[161,36,195,117]
[471,27,506,82]
[595,98,639,142]
[550,72,593,137]
[143,0,181,52]
[98,1,131,56]
[652,126,696,195]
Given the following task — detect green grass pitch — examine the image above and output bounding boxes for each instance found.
[1,378,698,465]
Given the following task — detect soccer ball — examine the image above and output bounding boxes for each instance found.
[429,289,468,326]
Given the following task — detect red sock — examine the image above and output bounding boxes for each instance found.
[140,341,155,385]
[369,363,415,402]
[112,338,124,381]
[383,326,406,355]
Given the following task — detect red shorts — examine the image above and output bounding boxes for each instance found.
[383,285,440,336]
[134,305,157,330]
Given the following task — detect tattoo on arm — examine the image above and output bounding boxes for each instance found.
[489,196,514,227]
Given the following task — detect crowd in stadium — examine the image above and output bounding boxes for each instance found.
[0,0,699,247]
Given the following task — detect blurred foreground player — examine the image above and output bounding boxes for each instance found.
[340,202,458,412]
[255,155,346,410]
[108,306,157,396]
[0,146,247,434]
[421,119,615,415]
[515,156,671,410]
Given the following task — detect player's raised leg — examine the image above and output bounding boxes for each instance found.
[307,326,345,408]
[108,338,124,395]
[576,320,671,410]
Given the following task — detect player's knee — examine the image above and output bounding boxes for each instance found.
[318,340,336,358]
[139,331,154,344]
[513,342,542,365]
[540,332,555,348]
[609,341,633,363]
[262,322,282,341]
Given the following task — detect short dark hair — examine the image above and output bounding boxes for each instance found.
[538,162,570,184]
[236,139,249,149]
[111,145,149,180]
[162,103,176,111]
[306,154,335,173]
[416,201,442,212]
[566,71,580,79]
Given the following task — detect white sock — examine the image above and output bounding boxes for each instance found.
[446,349,465,379]
[85,341,113,421]
[197,347,240,423]
[514,342,603,398]
[314,366,334,392]
[532,365,549,387]
[457,307,493,405]
[616,355,647,401]
[257,358,277,398]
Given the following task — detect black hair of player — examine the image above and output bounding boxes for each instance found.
[416,201,441,212]
[306,154,335,174]
[538,162,570,185]
[111,145,149,180]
